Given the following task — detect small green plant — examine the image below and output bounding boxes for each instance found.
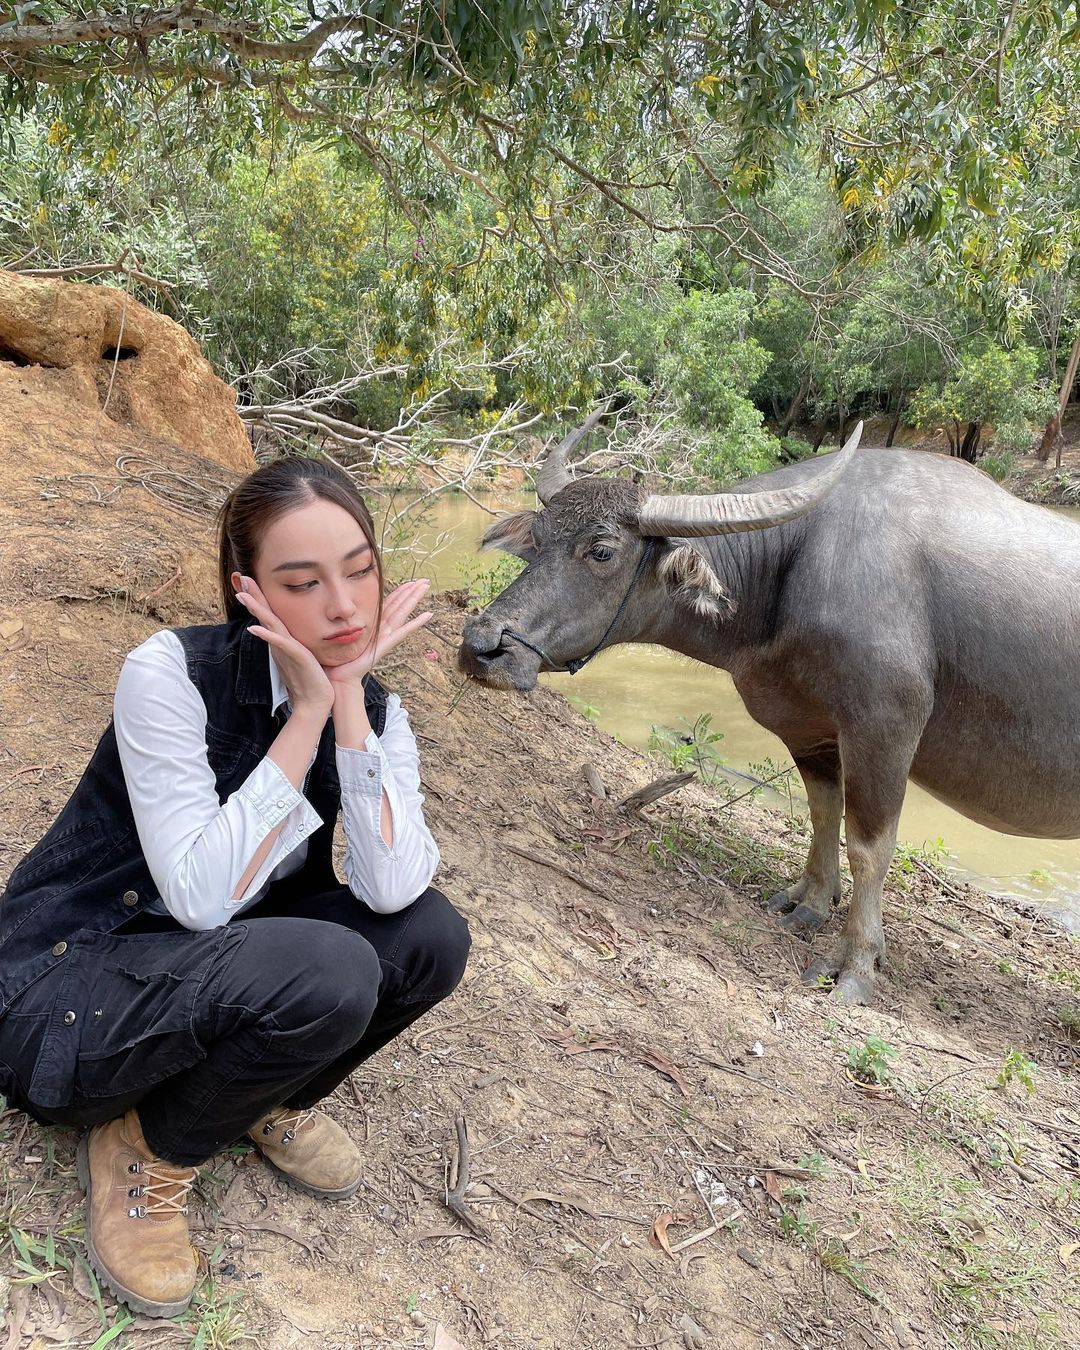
[989,1126,1030,1169]
[569,697,601,722]
[405,1293,420,1315]
[1028,867,1052,885]
[778,1206,819,1246]
[649,713,727,785]
[9,1225,72,1286]
[847,1035,898,1085]
[978,451,1016,482]
[182,1276,255,1349]
[995,1048,1037,1095]
[1056,1003,1080,1035]
[996,958,1016,976]
[1051,1178,1080,1207]
[796,1151,829,1180]
[779,435,815,462]
[818,1237,877,1300]
[458,552,525,608]
[746,755,798,806]
[1048,967,1080,996]
[890,836,948,885]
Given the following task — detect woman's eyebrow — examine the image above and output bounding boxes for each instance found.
[271,543,371,573]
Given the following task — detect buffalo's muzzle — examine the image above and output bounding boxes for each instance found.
[458,615,541,690]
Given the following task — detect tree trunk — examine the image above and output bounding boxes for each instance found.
[1036,333,1080,462]
[811,424,828,451]
[780,369,810,437]
[959,421,981,463]
[837,401,847,447]
[885,393,906,447]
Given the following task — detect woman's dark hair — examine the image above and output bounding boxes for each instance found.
[217,457,384,637]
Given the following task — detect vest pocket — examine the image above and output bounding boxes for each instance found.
[8,818,106,890]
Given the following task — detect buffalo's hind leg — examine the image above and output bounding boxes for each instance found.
[767,745,843,937]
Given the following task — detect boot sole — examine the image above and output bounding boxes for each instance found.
[76,1134,195,1320]
[260,1152,363,1200]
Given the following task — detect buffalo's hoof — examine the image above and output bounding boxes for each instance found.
[777,903,829,937]
[831,972,876,1006]
[766,890,796,915]
[801,955,842,989]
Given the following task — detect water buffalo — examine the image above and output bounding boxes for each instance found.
[458,415,1080,1003]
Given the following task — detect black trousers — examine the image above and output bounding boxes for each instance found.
[0,882,470,1166]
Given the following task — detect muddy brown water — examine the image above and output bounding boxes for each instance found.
[384,490,1080,932]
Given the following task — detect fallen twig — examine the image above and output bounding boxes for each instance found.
[444,1114,487,1239]
[618,771,694,812]
[504,842,609,897]
[217,1218,325,1260]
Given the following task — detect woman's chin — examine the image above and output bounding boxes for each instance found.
[320,641,365,668]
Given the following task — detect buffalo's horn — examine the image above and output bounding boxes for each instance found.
[535,404,612,505]
[637,422,863,537]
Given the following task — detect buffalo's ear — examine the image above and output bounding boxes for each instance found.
[657,542,734,618]
[482,511,538,560]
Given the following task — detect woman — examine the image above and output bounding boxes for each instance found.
[0,457,470,1318]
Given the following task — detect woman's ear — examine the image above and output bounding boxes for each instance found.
[230,570,245,594]
[482,510,538,560]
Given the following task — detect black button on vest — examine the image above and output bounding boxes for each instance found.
[0,620,388,1012]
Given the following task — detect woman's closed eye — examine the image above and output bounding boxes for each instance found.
[284,566,373,593]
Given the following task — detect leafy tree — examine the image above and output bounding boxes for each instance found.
[655,289,776,480]
[908,341,1057,461]
[589,282,778,485]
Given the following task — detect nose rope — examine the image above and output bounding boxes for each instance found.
[502,538,655,676]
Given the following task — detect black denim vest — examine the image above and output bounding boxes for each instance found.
[0,620,388,1013]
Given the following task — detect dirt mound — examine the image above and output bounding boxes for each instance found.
[0,275,253,665]
[0,298,1078,1349]
[0,269,251,469]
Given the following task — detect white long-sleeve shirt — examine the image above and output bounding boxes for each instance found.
[113,630,440,930]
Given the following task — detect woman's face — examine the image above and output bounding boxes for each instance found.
[239,498,381,668]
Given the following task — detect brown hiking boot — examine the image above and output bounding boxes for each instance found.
[248,1106,362,1199]
[76,1110,198,1318]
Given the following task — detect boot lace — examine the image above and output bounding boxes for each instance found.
[263,1107,316,1148]
[126,1159,196,1219]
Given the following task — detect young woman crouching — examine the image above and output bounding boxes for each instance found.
[0,457,469,1317]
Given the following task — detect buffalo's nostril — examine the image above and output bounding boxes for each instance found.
[458,622,509,676]
[462,619,505,657]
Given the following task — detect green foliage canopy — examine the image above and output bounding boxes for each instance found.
[4,2,1080,303]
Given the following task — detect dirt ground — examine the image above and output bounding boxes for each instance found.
[1,341,1079,1348]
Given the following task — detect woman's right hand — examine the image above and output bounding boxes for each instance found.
[233,574,335,718]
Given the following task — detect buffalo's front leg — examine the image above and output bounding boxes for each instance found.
[767,745,843,936]
[802,727,917,1005]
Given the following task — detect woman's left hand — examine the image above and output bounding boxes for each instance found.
[325,579,434,687]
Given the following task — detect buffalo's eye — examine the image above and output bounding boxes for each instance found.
[587,544,615,562]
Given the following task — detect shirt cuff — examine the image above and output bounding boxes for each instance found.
[337,739,386,798]
[237,757,313,830]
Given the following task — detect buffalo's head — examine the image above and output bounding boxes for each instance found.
[458,412,861,690]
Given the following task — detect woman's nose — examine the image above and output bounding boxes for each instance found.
[324,579,354,620]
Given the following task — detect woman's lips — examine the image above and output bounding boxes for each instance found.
[326,628,364,644]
